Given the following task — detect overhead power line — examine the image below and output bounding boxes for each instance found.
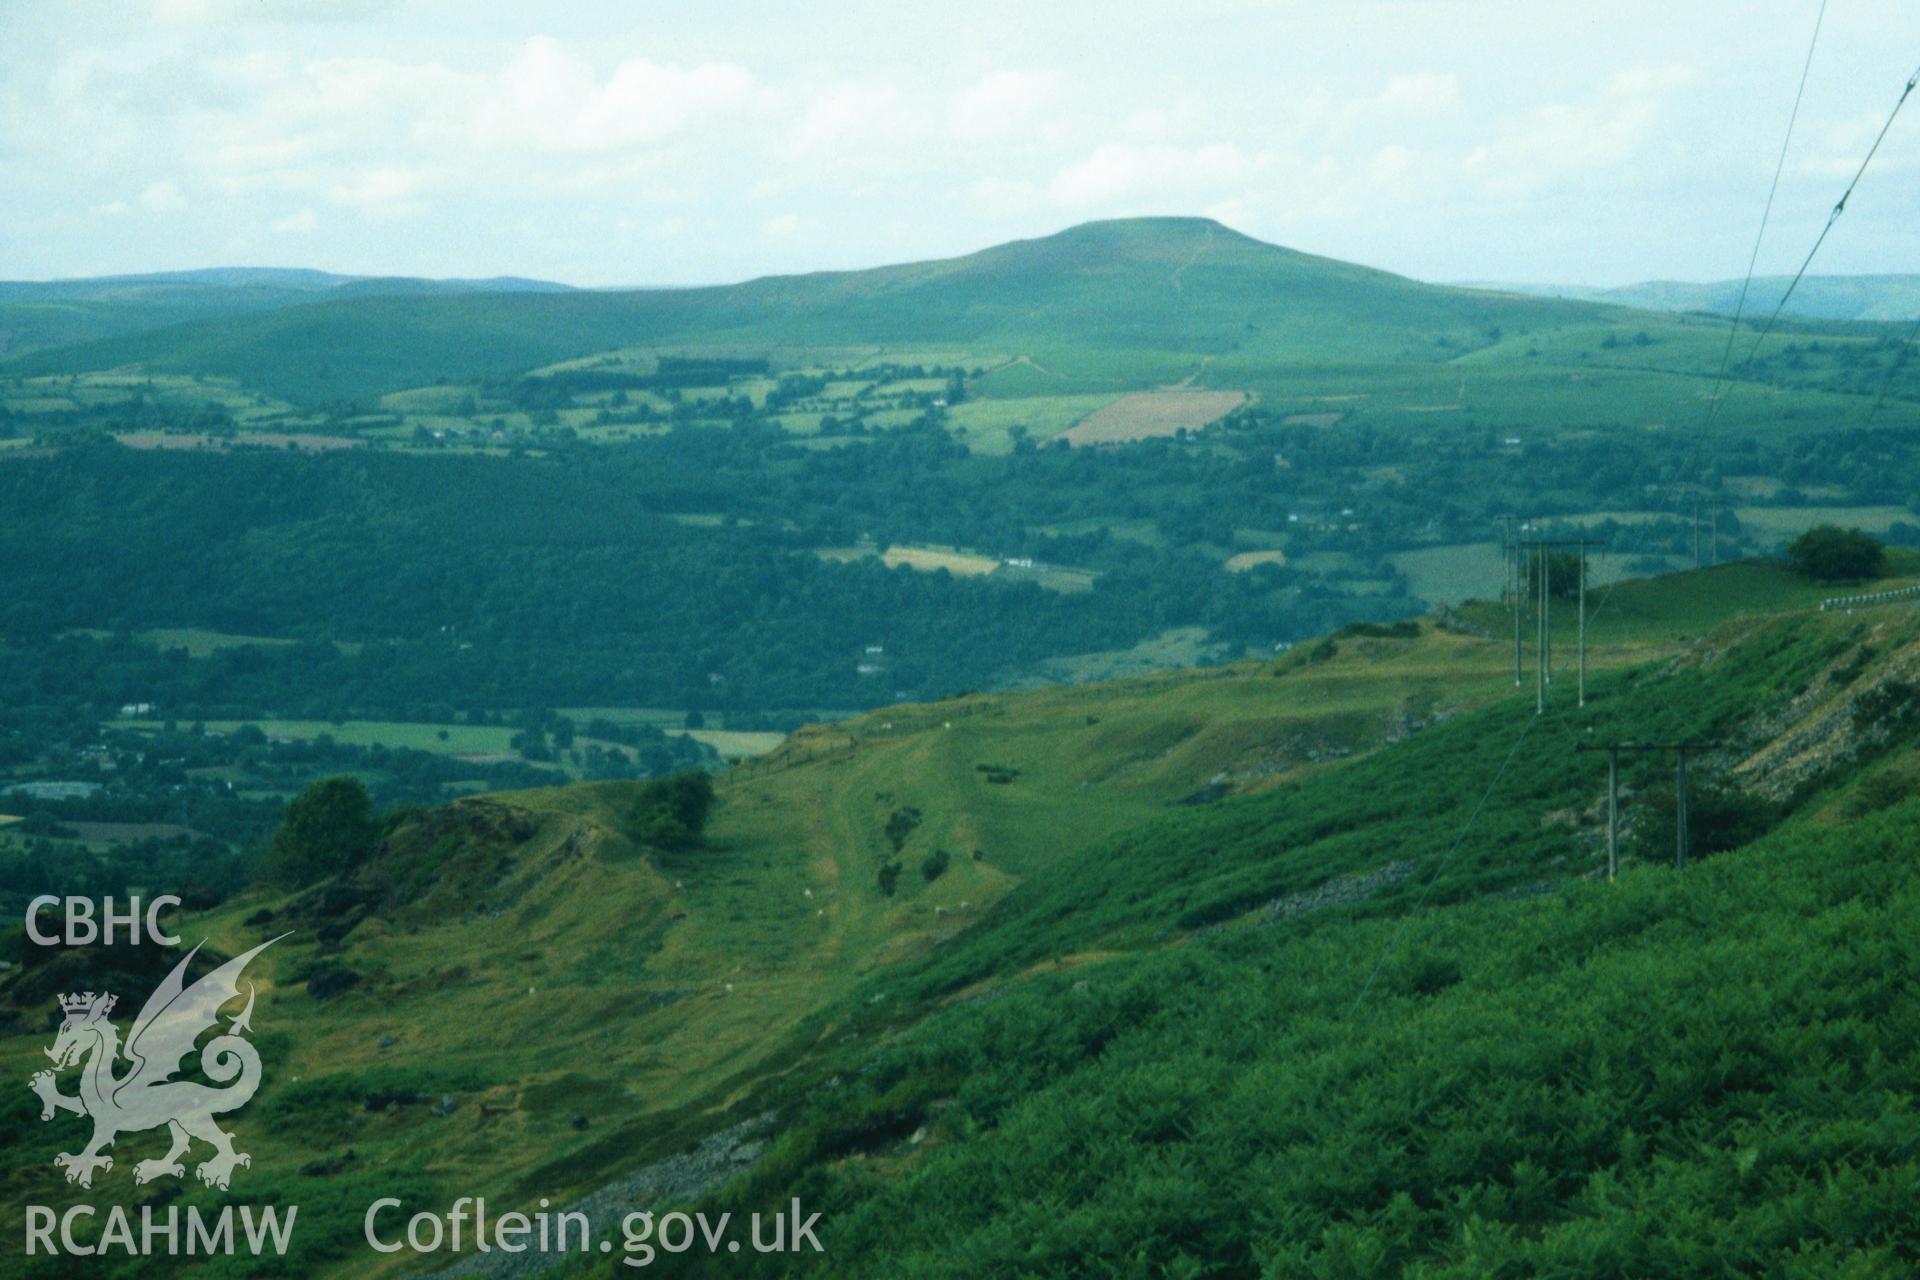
[1700,0,1830,436]
[1732,59,1920,377]
[1586,23,1920,635]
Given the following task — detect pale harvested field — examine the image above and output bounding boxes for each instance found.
[882,545,1000,576]
[1224,549,1288,572]
[1061,390,1246,445]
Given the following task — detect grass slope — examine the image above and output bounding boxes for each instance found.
[3,219,1613,405]
[3,562,1918,1276]
[0,271,571,363]
[660,599,1920,1278]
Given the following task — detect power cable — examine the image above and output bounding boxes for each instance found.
[1701,0,1831,436]
[1731,59,1920,378]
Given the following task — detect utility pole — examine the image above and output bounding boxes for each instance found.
[1520,537,1605,713]
[1498,515,1521,686]
[1542,541,1552,684]
[1535,540,1546,713]
[1577,539,1588,707]
[1710,507,1720,567]
[1605,744,1618,879]
[1575,741,1721,873]
[1497,515,1516,603]
[1676,747,1690,869]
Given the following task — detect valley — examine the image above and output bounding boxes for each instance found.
[11,1,1920,1272]
[6,548,1919,1275]
[3,216,1919,1277]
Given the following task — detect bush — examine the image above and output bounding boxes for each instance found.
[921,849,950,882]
[877,861,903,897]
[1634,781,1783,862]
[1521,549,1583,600]
[264,777,376,889]
[884,807,922,853]
[1849,767,1917,817]
[1336,620,1421,640]
[627,770,715,851]
[1786,525,1884,582]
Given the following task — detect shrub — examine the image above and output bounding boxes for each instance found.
[1848,767,1917,817]
[1786,525,1884,582]
[264,777,376,889]
[884,807,922,853]
[877,861,903,897]
[921,849,951,882]
[627,770,715,851]
[1634,781,1783,862]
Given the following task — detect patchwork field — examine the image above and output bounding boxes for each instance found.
[1224,549,1288,572]
[139,626,306,657]
[120,717,521,755]
[1060,388,1248,445]
[944,392,1118,453]
[1734,504,1914,540]
[882,545,1000,576]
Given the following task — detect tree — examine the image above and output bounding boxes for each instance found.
[627,770,715,851]
[264,777,376,888]
[1521,549,1583,601]
[1786,525,1884,582]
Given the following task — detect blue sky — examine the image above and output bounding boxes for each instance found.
[1,0,1915,286]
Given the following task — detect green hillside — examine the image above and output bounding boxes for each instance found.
[1492,274,1920,323]
[657,577,1920,1278]
[0,270,571,363]
[3,218,1620,405]
[5,559,1918,1275]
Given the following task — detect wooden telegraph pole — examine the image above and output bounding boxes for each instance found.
[1498,515,1521,686]
[1520,537,1605,714]
[1576,741,1721,874]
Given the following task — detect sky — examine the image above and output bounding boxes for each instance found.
[1,0,1916,288]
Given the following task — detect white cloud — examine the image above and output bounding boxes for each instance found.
[969,176,1044,217]
[152,0,397,23]
[470,37,756,153]
[0,3,1901,287]
[138,180,187,212]
[1464,64,1696,196]
[328,165,431,207]
[1049,142,1250,208]
[1371,72,1461,118]
[1122,111,1171,142]
[947,71,1058,143]
[787,80,907,157]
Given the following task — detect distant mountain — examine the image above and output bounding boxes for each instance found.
[0,268,572,360]
[3,217,1605,404]
[1471,274,1920,323]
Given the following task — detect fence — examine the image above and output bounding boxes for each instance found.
[1820,582,1920,612]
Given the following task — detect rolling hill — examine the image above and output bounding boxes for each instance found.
[1482,273,1920,323]
[5,553,1918,1275]
[1,218,1614,405]
[0,268,571,364]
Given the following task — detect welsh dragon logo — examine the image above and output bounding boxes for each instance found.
[28,936,283,1190]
